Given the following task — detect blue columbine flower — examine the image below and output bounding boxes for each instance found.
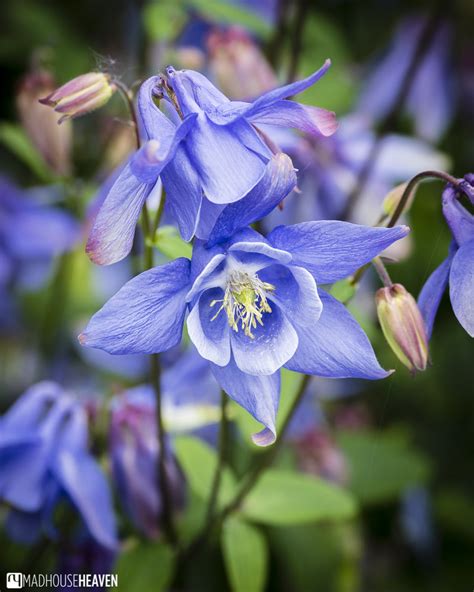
[81,221,408,445]
[418,178,474,338]
[86,61,337,265]
[0,381,117,550]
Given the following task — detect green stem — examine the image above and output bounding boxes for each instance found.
[204,391,229,528]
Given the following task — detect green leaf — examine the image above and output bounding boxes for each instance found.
[242,469,357,525]
[185,0,271,38]
[174,435,236,506]
[338,429,431,504]
[221,516,268,592]
[143,1,187,42]
[150,225,192,260]
[0,122,53,182]
[115,540,174,592]
[330,279,357,304]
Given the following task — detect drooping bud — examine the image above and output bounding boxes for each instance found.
[376,283,429,373]
[382,182,415,218]
[16,69,72,175]
[39,72,116,124]
[207,26,277,100]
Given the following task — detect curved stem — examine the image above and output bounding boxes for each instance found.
[204,391,229,527]
[372,257,393,288]
[387,170,461,228]
[114,80,141,149]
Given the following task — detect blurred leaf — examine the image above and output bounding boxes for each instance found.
[115,540,174,592]
[435,489,474,540]
[297,13,355,113]
[185,0,271,38]
[338,429,431,504]
[150,225,192,260]
[0,122,53,182]
[143,1,187,42]
[242,469,357,525]
[221,516,268,592]
[174,435,236,506]
[330,279,357,304]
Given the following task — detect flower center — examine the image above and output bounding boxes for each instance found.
[210,271,275,339]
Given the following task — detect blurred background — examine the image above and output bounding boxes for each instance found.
[0,0,473,590]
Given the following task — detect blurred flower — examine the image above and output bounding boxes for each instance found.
[86,61,336,264]
[376,283,429,373]
[0,381,117,550]
[109,347,219,538]
[207,26,277,100]
[418,178,474,338]
[357,15,454,143]
[81,222,408,445]
[39,72,116,124]
[16,69,72,176]
[400,486,436,559]
[0,177,79,298]
[294,429,348,485]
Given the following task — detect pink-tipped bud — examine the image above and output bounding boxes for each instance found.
[207,27,277,100]
[16,69,72,175]
[39,72,116,123]
[376,284,429,373]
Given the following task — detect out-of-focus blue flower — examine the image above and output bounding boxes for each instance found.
[357,15,454,143]
[418,178,474,338]
[86,62,337,264]
[0,177,79,291]
[400,486,436,559]
[81,221,408,445]
[0,381,117,551]
[264,116,449,226]
[109,347,219,537]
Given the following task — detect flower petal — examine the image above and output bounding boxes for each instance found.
[137,76,176,140]
[449,240,474,337]
[285,290,389,379]
[187,288,231,366]
[268,221,409,283]
[418,251,454,338]
[207,153,297,245]
[80,258,191,354]
[54,450,117,549]
[210,358,280,446]
[161,146,203,241]
[86,163,152,265]
[185,116,267,204]
[230,303,299,376]
[248,101,337,137]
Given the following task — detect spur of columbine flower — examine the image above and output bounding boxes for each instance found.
[80,221,408,445]
[418,176,474,338]
[86,61,337,265]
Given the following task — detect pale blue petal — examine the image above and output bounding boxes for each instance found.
[210,358,280,446]
[418,252,454,338]
[80,258,191,354]
[268,221,409,283]
[449,240,474,337]
[285,291,389,379]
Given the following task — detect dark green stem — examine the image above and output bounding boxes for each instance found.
[204,391,229,527]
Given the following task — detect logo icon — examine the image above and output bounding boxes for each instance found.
[6,573,23,589]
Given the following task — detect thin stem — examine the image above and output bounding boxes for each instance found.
[267,0,291,69]
[114,80,141,149]
[372,257,393,288]
[387,170,461,228]
[150,353,178,545]
[204,391,229,527]
[340,7,442,220]
[286,0,310,84]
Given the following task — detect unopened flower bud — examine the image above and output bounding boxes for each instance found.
[376,283,429,373]
[207,27,277,100]
[16,69,72,175]
[39,72,116,124]
[382,182,415,218]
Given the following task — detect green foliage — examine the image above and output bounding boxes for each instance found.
[221,516,268,592]
[115,540,174,592]
[0,122,53,182]
[143,1,187,42]
[150,225,193,260]
[330,279,357,304]
[241,470,357,525]
[174,436,236,507]
[338,429,431,504]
